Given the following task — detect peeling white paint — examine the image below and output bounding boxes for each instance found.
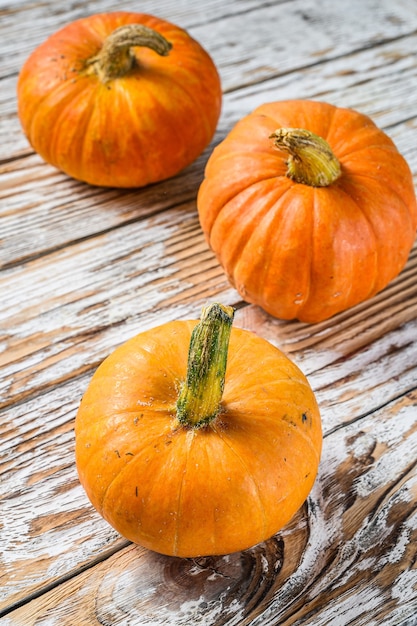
[2,0,417,623]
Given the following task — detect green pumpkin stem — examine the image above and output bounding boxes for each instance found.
[176,303,235,428]
[86,24,172,83]
[270,128,341,187]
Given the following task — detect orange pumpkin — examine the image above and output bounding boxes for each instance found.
[75,303,322,557]
[197,100,417,323]
[17,12,221,188]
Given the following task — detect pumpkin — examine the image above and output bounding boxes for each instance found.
[17,12,221,188]
[75,303,322,557]
[197,100,417,323]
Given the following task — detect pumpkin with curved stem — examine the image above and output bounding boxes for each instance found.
[75,303,322,557]
[197,100,417,323]
[17,12,222,188]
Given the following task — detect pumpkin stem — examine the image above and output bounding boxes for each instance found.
[85,24,172,83]
[270,128,341,187]
[176,303,235,428]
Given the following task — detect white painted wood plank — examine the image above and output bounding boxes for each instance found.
[2,32,417,268]
[3,388,416,623]
[1,305,416,611]
[3,0,416,81]
[0,206,236,408]
[0,0,272,77]
[2,0,417,161]
[1,0,417,621]
[1,195,416,409]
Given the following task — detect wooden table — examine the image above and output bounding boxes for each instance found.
[2,0,417,624]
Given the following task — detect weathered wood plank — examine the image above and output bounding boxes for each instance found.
[3,389,416,624]
[0,0,272,79]
[2,33,417,268]
[2,25,417,398]
[1,310,417,613]
[2,191,416,410]
[0,153,210,269]
[2,0,417,162]
[3,0,416,82]
[0,206,236,409]
[2,0,417,621]
[222,32,417,142]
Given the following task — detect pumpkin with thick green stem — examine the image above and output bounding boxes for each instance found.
[75,303,322,557]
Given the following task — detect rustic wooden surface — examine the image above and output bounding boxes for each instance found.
[1,0,417,624]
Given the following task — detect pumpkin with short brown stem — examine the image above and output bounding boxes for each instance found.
[17,12,221,188]
[75,303,322,557]
[197,100,417,323]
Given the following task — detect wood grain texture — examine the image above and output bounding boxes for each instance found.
[1,0,417,623]
[2,311,416,615]
[3,1,417,267]
[4,389,417,624]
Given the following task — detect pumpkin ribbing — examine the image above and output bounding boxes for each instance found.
[197,100,417,323]
[17,11,222,188]
[75,302,322,556]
